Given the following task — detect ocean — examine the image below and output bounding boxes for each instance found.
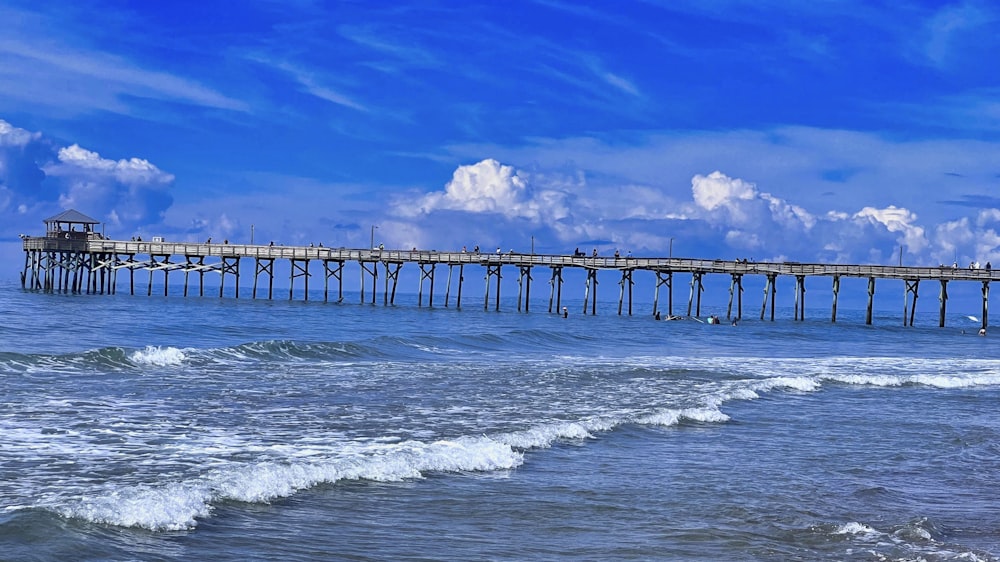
[1,279,999,561]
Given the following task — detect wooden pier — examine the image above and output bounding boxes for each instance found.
[20,210,999,329]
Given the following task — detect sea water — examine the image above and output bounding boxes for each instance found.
[1,281,999,561]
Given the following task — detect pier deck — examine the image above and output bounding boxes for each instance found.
[21,235,998,329]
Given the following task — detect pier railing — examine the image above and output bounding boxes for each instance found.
[19,237,996,282]
[20,235,1000,328]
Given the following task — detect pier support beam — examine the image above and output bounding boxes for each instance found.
[219,256,240,298]
[652,271,673,319]
[866,277,876,325]
[517,265,533,312]
[323,260,344,303]
[360,260,378,304]
[109,255,120,294]
[727,273,743,320]
[794,275,806,321]
[20,250,28,289]
[418,263,436,307]
[445,264,458,307]
[548,266,563,313]
[126,256,136,295]
[938,280,948,328]
[760,273,777,321]
[484,264,502,311]
[831,275,840,323]
[904,279,919,327]
[384,262,402,305]
[147,255,170,297]
[618,269,634,316]
[254,258,275,300]
[687,272,704,317]
[583,269,598,315]
[982,281,990,331]
[290,259,310,301]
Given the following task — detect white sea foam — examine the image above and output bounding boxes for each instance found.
[130,346,186,366]
[831,520,989,561]
[494,421,597,449]
[50,481,213,531]
[747,376,822,394]
[834,521,880,536]
[823,371,1000,389]
[636,406,730,426]
[45,435,524,531]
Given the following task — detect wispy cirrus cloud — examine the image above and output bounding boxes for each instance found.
[246,55,369,112]
[0,5,248,117]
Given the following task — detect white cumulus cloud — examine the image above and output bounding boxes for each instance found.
[0,119,40,146]
[852,205,928,253]
[692,171,757,211]
[403,158,569,222]
[691,170,816,231]
[55,144,174,186]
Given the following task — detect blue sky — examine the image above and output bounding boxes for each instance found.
[2,0,1000,282]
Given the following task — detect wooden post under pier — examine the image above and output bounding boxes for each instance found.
[445,264,454,307]
[688,271,704,317]
[418,262,435,307]
[618,269,633,316]
[254,258,275,300]
[359,260,378,304]
[982,281,990,331]
[583,268,598,315]
[866,277,876,325]
[831,275,840,323]
[652,270,672,319]
[517,265,532,312]
[548,266,563,313]
[484,263,502,311]
[904,279,919,326]
[794,275,805,321]
[385,262,401,305]
[727,273,743,320]
[323,260,344,303]
[220,256,240,299]
[938,279,948,328]
[290,258,310,301]
[760,273,777,321]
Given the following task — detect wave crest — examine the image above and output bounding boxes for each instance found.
[46,435,523,531]
[129,346,186,366]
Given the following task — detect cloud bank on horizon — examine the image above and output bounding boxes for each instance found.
[1,1,999,275]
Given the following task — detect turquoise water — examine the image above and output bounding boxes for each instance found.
[1,281,999,561]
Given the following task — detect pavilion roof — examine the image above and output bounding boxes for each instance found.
[44,209,100,225]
